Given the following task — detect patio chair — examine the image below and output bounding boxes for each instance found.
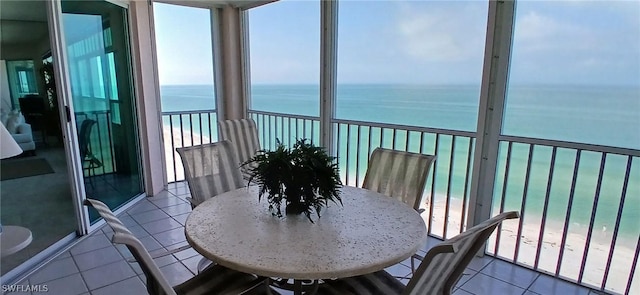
[362,148,436,214]
[84,198,278,295]
[362,148,436,274]
[176,140,245,273]
[78,119,103,185]
[218,118,261,181]
[317,211,519,295]
[176,140,244,208]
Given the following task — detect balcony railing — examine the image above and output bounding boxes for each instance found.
[162,109,218,182]
[490,136,639,295]
[163,109,638,294]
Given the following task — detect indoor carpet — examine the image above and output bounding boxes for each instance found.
[0,157,55,181]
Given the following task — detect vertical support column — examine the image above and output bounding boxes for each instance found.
[129,0,167,195]
[468,0,515,231]
[239,10,252,118]
[216,5,246,121]
[320,0,338,154]
[210,8,224,120]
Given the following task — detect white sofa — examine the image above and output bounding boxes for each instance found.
[1,110,36,155]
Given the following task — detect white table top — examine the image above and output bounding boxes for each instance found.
[185,186,427,280]
[1,225,33,257]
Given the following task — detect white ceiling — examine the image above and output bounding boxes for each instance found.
[0,0,48,46]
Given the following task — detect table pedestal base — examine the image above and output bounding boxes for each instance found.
[268,278,320,295]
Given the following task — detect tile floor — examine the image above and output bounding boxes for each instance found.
[5,182,604,295]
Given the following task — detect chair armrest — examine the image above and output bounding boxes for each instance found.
[16,123,32,135]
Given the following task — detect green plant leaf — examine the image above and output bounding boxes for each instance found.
[242,138,343,222]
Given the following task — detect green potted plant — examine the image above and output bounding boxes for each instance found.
[243,138,343,222]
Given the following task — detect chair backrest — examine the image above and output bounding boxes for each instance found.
[176,140,244,207]
[78,119,96,160]
[362,148,436,211]
[403,211,519,295]
[84,199,177,295]
[218,118,261,166]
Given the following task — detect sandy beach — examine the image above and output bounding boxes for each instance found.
[426,196,637,294]
[163,126,214,182]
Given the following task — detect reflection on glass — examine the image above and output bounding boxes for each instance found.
[62,0,143,222]
[0,1,75,277]
[6,60,38,107]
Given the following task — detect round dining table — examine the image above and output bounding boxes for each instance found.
[185,185,427,282]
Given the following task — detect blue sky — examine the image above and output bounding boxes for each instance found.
[153,3,214,85]
[154,0,640,86]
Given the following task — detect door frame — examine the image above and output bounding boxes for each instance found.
[47,0,147,235]
[46,0,89,235]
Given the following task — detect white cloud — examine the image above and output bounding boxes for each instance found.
[514,11,597,52]
[394,2,487,62]
[509,2,640,85]
[397,18,465,61]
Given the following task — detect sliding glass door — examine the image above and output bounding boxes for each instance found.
[60,0,143,221]
[0,0,78,278]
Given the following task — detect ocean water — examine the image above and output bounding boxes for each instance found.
[160,84,640,240]
[248,84,640,150]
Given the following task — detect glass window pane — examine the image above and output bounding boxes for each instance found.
[249,0,320,117]
[153,3,218,182]
[500,2,640,293]
[504,1,640,149]
[62,0,143,221]
[336,0,488,132]
[107,52,118,100]
[70,61,80,96]
[90,56,105,98]
[18,71,29,92]
[78,59,90,97]
[0,1,76,277]
[153,3,215,113]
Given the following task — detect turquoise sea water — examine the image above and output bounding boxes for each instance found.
[163,84,639,148]
[160,84,640,240]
